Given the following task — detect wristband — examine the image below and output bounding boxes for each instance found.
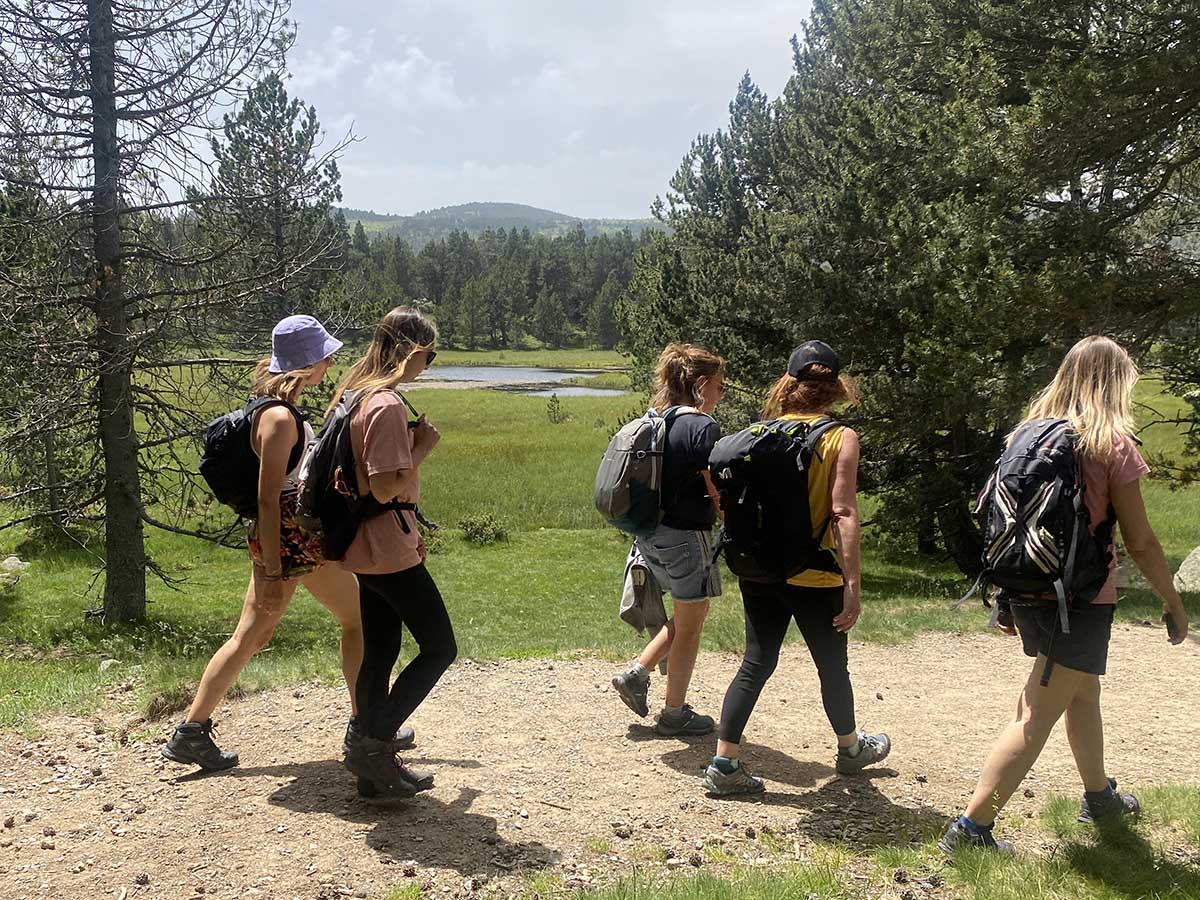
[261,570,285,581]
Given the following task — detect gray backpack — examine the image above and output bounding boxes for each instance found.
[593,406,699,537]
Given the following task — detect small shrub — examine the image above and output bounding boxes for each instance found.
[546,392,570,424]
[458,512,509,545]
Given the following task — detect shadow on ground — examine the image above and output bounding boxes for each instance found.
[190,759,557,878]
[627,726,947,849]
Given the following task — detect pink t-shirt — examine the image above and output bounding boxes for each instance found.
[1082,433,1150,605]
[338,391,425,575]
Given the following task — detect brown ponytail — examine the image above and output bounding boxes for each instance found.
[650,342,725,412]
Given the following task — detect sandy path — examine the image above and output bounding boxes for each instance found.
[2,624,1198,900]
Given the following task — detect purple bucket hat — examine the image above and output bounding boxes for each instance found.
[268,315,343,373]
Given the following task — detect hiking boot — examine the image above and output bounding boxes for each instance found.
[1078,778,1140,825]
[655,704,714,736]
[161,719,238,771]
[344,719,415,755]
[835,731,891,774]
[938,818,1015,855]
[612,668,650,718]
[703,759,765,797]
[343,735,416,799]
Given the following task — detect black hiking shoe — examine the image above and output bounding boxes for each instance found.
[343,735,417,799]
[655,704,715,736]
[344,719,415,755]
[1078,779,1140,825]
[938,818,1015,855]
[161,719,239,771]
[612,668,650,718]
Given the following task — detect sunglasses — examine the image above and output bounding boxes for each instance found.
[424,349,437,367]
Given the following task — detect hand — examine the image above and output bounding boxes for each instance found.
[833,586,861,633]
[413,414,440,452]
[994,602,1016,635]
[1163,607,1189,645]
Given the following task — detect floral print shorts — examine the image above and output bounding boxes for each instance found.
[246,489,325,578]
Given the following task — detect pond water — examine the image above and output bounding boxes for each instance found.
[414,365,627,397]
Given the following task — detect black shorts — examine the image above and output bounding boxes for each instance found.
[1012,603,1115,676]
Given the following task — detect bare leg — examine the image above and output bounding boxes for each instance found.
[638,620,675,670]
[300,563,364,717]
[964,656,1093,824]
[186,568,297,723]
[663,599,710,708]
[1064,675,1109,793]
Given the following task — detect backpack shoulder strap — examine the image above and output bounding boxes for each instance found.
[802,417,842,460]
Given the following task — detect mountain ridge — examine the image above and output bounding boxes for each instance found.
[340,201,663,246]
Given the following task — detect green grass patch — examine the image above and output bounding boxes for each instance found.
[562,371,635,391]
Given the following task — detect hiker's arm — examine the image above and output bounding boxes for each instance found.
[1111,477,1188,643]
[368,467,419,505]
[253,406,297,579]
[830,429,862,632]
[701,470,724,523]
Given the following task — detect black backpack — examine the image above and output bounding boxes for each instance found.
[200,396,306,519]
[297,389,429,562]
[708,417,842,583]
[964,418,1115,653]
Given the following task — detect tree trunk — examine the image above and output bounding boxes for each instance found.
[44,431,62,529]
[89,0,146,622]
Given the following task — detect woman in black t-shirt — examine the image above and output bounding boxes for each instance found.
[612,343,727,736]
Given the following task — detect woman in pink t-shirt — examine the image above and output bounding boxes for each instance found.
[333,307,453,800]
[941,336,1190,854]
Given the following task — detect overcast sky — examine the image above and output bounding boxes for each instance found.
[287,0,811,219]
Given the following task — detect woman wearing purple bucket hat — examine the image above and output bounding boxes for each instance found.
[162,315,365,771]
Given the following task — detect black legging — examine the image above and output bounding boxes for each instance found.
[718,581,856,744]
[354,564,457,741]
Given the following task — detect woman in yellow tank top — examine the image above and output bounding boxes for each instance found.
[703,341,892,796]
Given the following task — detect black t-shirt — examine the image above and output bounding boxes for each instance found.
[660,411,721,530]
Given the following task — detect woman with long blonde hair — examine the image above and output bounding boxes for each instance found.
[611,343,727,737]
[163,316,362,770]
[334,306,454,800]
[940,336,1190,853]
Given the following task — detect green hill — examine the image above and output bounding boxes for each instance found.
[340,201,663,246]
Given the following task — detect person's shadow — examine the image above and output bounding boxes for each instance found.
[629,725,946,848]
[195,759,556,878]
[1059,821,1200,898]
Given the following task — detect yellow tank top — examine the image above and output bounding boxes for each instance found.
[780,413,845,588]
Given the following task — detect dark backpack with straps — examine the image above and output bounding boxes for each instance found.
[708,417,842,583]
[296,389,431,562]
[199,396,307,519]
[967,418,1115,635]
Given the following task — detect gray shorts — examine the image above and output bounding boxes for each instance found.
[635,524,722,602]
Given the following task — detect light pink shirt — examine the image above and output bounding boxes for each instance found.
[1082,433,1149,605]
[339,391,425,575]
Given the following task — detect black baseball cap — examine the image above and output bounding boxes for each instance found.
[787,340,840,380]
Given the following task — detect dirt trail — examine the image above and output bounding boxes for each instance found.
[2,625,1198,900]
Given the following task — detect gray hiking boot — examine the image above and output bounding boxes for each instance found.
[836,731,891,774]
[703,759,765,797]
[343,735,416,799]
[161,719,238,771]
[656,704,715,737]
[938,818,1015,855]
[1078,778,1140,825]
[612,668,650,718]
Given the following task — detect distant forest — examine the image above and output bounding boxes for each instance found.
[341,201,664,247]
[333,215,655,350]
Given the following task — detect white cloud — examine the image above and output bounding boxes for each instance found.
[290,25,367,92]
[366,46,471,112]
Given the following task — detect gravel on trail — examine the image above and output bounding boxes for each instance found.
[2,625,1197,899]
